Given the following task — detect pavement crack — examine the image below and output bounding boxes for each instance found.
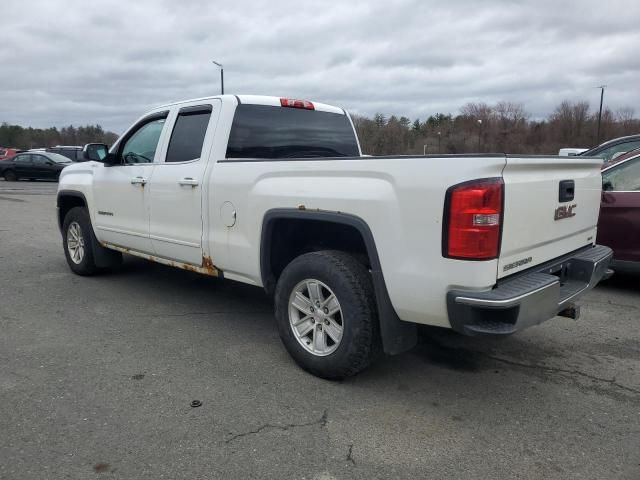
[0,196,26,202]
[588,299,639,311]
[346,444,355,465]
[225,409,328,444]
[144,311,265,317]
[483,353,640,395]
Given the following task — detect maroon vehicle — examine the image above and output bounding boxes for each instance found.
[0,147,22,161]
[597,150,640,270]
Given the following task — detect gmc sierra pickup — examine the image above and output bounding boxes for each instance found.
[57,95,613,379]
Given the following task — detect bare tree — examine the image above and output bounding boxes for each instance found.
[616,108,638,135]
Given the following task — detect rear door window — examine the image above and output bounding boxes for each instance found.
[61,150,77,161]
[165,106,212,163]
[226,104,359,159]
[14,154,31,164]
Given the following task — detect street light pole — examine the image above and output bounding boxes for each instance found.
[212,60,224,95]
[437,131,441,154]
[477,119,483,152]
[423,144,428,155]
[596,85,606,144]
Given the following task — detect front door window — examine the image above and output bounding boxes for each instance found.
[603,158,640,192]
[121,118,165,164]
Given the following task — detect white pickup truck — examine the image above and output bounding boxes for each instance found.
[57,95,613,379]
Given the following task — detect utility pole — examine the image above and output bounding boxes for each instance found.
[212,60,224,95]
[423,144,428,155]
[596,85,606,144]
[477,119,483,152]
[437,131,441,153]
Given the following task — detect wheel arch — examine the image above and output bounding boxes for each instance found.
[57,190,88,233]
[260,208,416,355]
[58,191,121,269]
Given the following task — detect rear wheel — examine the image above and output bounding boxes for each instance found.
[4,170,17,181]
[274,250,379,379]
[62,207,99,275]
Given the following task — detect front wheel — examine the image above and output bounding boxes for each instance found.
[62,207,99,275]
[4,170,17,181]
[274,250,379,379]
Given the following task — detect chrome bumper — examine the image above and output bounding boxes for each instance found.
[447,245,613,335]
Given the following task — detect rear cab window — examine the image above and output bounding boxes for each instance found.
[226,104,359,159]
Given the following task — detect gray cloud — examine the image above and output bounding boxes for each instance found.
[1,0,638,133]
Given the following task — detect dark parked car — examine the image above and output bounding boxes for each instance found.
[597,150,640,270]
[46,145,85,162]
[580,134,640,162]
[0,151,73,181]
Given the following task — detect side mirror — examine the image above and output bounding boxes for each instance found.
[602,180,613,192]
[83,143,109,162]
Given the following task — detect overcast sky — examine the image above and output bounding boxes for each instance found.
[1,0,639,133]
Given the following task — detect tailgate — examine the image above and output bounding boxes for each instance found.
[498,155,603,279]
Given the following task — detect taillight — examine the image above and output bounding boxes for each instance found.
[443,178,504,260]
[280,98,315,110]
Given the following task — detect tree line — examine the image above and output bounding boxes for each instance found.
[2,99,638,155]
[352,100,639,156]
[0,123,119,150]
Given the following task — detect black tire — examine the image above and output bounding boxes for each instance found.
[62,207,99,275]
[274,250,379,379]
[4,170,17,181]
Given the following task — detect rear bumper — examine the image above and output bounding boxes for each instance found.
[447,245,613,335]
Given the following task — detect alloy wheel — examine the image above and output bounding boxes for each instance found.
[67,221,86,264]
[288,279,344,356]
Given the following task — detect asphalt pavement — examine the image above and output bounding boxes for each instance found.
[1,179,639,479]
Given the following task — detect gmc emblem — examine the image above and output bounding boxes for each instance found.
[554,204,577,220]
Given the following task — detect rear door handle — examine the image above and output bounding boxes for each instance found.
[131,176,147,185]
[178,177,199,187]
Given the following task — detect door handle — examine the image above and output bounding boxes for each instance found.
[131,176,147,185]
[178,177,199,187]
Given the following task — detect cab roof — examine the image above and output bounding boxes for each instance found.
[154,94,345,115]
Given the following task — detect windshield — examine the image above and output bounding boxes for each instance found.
[582,138,640,161]
[47,152,74,163]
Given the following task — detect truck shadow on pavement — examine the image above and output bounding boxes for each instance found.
[99,255,639,404]
[598,270,640,294]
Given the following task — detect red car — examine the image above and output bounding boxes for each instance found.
[0,148,22,161]
[598,149,640,270]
